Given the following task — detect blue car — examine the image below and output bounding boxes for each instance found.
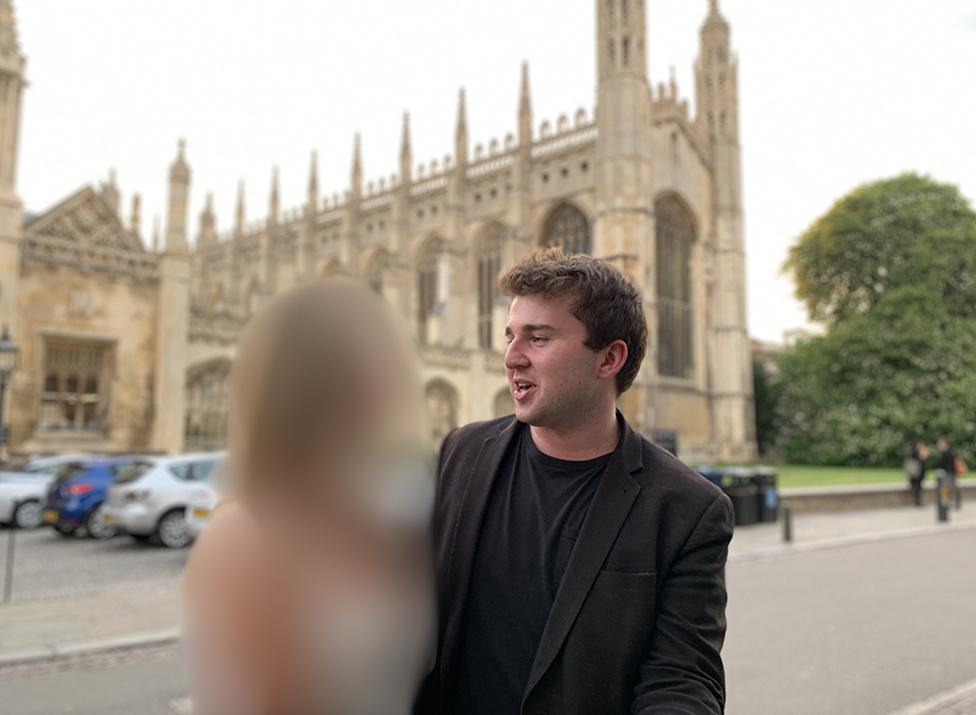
[42,457,140,539]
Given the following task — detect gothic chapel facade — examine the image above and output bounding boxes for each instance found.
[0,0,756,462]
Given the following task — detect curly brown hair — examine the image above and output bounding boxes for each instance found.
[499,248,647,394]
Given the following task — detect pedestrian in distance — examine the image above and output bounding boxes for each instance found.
[935,436,964,510]
[183,278,435,715]
[414,249,734,715]
[905,439,929,507]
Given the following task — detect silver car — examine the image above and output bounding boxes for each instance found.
[0,454,96,529]
[104,452,224,548]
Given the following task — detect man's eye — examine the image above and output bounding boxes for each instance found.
[531,336,548,344]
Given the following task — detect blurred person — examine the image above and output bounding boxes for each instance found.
[905,439,929,506]
[183,278,434,715]
[415,250,734,715]
[935,437,964,509]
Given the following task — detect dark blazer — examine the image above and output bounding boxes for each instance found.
[415,413,734,715]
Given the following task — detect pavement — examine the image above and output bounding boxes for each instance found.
[2,502,976,714]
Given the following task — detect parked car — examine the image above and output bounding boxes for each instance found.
[104,452,224,548]
[184,483,219,541]
[42,457,141,539]
[0,455,98,529]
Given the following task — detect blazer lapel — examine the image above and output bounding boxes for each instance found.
[439,418,520,689]
[522,416,643,702]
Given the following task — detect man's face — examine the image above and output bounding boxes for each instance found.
[504,293,606,429]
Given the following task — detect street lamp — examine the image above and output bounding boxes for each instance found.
[0,325,19,464]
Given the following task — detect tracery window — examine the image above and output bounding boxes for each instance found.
[477,226,505,350]
[184,360,231,451]
[366,250,391,296]
[541,203,591,255]
[417,238,443,344]
[655,196,695,380]
[426,380,459,450]
[39,341,110,432]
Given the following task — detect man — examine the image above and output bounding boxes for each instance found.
[936,437,962,509]
[416,250,733,714]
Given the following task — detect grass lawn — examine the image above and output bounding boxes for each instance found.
[767,464,908,489]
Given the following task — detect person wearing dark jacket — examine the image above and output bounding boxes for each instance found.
[936,437,962,508]
[906,440,929,506]
[414,250,733,715]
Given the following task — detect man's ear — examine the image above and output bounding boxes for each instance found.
[597,340,628,382]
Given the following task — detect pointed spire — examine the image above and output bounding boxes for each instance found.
[152,215,161,253]
[0,0,23,59]
[455,88,468,167]
[401,112,412,159]
[199,192,216,246]
[235,180,245,236]
[400,112,412,185]
[307,149,319,212]
[455,87,468,138]
[165,139,190,254]
[130,193,141,235]
[518,62,533,146]
[703,0,728,28]
[101,168,120,215]
[268,165,280,226]
[351,133,363,198]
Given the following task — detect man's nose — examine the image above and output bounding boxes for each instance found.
[505,339,530,370]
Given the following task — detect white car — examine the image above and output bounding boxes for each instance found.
[0,454,97,529]
[104,452,224,548]
[184,483,219,540]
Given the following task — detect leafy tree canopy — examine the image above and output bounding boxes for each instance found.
[784,173,976,325]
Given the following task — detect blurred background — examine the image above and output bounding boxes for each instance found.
[0,1,974,713]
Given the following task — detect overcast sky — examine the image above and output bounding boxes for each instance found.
[14,0,976,342]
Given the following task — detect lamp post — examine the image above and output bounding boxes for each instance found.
[0,325,19,465]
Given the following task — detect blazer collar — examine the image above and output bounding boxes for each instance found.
[440,416,521,691]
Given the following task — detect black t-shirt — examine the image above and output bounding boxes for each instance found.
[454,424,613,714]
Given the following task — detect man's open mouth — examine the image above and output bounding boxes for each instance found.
[513,380,536,401]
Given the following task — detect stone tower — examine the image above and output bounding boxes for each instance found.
[151,140,192,453]
[0,0,24,330]
[696,0,755,460]
[593,0,656,433]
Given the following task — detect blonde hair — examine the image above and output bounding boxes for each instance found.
[228,278,421,500]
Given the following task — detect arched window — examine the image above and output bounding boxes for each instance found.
[185,359,232,451]
[493,387,513,418]
[655,195,695,379]
[477,225,505,350]
[417,238,443,344]
[366,250,391,295]
[426,380,459,449]
[541,203,591,255]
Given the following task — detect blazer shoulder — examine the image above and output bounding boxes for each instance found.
[635,436,728,508]
[443,414,518,453]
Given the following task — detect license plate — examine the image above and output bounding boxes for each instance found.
[43,510,58,523]
[191,508,211,520]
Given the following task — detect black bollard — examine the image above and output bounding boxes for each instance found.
[782,504,793,543]
[936,472,950,523]
[2,518,15,603]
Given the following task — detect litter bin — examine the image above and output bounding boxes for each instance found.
[753,467,779,523]
[723,468,759,526]
[696,466,725,490]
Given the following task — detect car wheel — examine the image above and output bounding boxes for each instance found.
[54,523,77,537]
[155,509,191,549]
[85,505,117,540]
[13,500,43,530]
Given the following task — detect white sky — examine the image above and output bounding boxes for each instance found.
[14,0,976,342]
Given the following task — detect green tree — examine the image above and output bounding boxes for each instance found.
[777,174,976,466]
[784,173,976,325]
